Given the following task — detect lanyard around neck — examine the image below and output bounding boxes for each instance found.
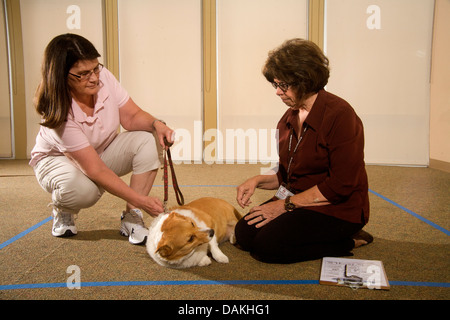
[286,124,308,179]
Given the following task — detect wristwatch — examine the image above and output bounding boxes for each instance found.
[284,196,296,212]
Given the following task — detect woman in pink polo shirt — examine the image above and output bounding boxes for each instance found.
[30,34,173,245]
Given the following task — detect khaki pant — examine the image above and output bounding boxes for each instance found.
[33,131,160,214]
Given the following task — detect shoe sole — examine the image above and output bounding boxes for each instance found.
[52,229,77,237]
[120,229,147,245]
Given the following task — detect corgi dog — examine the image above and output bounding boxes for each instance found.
[146,197,241,268]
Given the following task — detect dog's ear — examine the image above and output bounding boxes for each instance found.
[156,245,172,258]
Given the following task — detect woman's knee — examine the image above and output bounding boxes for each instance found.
[53,175,103,212]
[249,234,286,263]
[132,131,160,174]
[236,217,298,263]
[104,131,160,176]
[234,217,258,251]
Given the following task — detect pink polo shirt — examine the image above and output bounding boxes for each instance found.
[29,68,130,167]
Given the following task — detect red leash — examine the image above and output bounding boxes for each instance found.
[163,138,184,212]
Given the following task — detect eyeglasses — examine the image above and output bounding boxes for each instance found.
[271,81,295,92]
[69,63,103,81]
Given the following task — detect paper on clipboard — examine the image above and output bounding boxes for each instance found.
[320,257,390,290]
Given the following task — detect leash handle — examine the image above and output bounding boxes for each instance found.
[163,137,173,148]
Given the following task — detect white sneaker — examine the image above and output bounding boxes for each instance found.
[52,208,77,237]
[120,209,148,245]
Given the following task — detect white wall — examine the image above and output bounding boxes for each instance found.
[216,0,308,164]
[3,0,438,167]
[325,0,434,166]
[430,0,450,167]
[20,0,104,156]
[118,0,203,163]
[118,0,307,165]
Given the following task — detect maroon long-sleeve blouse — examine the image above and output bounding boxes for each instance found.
[276,89,369,224]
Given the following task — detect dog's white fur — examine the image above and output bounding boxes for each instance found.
[146,198,239,268]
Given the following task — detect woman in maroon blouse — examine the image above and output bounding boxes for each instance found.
[235,39,373,263]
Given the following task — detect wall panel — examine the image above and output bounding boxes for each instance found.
[325,0,434,165]
[20,0,104,157]
[118,0,203,163]
[216,0,308,164]
[0,2,12,157]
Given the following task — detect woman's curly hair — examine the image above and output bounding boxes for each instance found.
[262,38,330,101]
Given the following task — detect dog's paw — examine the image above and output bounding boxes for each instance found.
[198,256,212,266]
[213,251,229,264]
[229,233,236,245]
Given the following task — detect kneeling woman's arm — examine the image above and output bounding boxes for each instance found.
[65,146,164,216]
[245,185,330,228]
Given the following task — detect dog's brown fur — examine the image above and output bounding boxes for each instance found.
[147,197,241,268]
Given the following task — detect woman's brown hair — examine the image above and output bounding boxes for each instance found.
[35,33,100,129]
[262,38,329,101]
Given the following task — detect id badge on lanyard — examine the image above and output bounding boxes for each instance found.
[275,183,294,200]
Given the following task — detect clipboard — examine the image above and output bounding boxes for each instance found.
[320,257,390,290]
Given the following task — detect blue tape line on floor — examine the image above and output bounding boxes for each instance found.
[369,189,450,236]
[0,280,316,291]
[390,281,450,287]
[1,188,449,293]
[2,187,447,253]
[1,280,449,291]
[1,188,448,252]
[0,216,52,250]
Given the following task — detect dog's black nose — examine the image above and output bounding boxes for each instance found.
[209,229,215,237]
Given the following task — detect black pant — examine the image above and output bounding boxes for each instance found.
[234,203,364,264]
